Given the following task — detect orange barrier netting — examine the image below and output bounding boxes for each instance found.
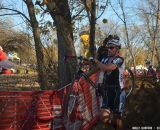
[0,73,100,130]
[0,90,55,130]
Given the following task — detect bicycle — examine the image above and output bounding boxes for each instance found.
[97,68,135,130]
[124,68,135,98]
[61,56,135,130]
[60,56,99,130]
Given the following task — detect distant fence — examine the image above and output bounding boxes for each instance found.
[132,70,160,79]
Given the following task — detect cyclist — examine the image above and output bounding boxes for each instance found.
[94,35,125,129]
[145,59,159,82]
[0,46,8,61]
[0,46,14,74]
[145,59,154,75]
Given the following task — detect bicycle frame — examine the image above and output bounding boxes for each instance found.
[62,57,98,119]
[62,56,135,130]
[125,69,135,98]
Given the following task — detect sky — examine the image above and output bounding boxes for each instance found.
[0,0,142,56]
[0,0,53,31]
[98,0,142,30]
[0,0,28,31]
[0,0,141,52]
[1,0,141,31]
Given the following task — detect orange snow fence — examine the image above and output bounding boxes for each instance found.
[0,90,55,130]
[0,73,100,130]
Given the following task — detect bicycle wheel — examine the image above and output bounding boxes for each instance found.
[62,80,75,118]
[125,69,135,98]
[67,94,77,117]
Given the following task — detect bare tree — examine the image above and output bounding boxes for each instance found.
[34,0,110,86]
[137,0,160,67]
[0,0,49,89]
[110,0,136,73]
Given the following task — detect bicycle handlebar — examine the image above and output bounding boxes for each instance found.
[64,55,95,64]
[77,56,95,64]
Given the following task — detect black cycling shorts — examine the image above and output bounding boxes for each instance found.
[101,85,121,113]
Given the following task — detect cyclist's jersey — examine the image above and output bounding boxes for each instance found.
[100,56,125,112]
[101,56,125,89]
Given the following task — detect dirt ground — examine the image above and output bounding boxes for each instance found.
[91,78,160,130]
[123,79,160,130]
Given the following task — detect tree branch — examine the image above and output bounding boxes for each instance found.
[72,7,85,20]
[96,0,109,20]
[81,0,91,23]
[0,13,19,16]
[0,7,30,22]
[109,1,125,23]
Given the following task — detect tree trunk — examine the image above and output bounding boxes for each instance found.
[151,0,159,67]
[89,0,96,57]
[155,47,160,68]
[25,0,48,89]
[57,29,72,87]
[151,40,156,66]
[113,0,136,74]
[124,25,136,74]
[47,0,77,87]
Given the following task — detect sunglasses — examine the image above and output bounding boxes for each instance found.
[107,46,117,50]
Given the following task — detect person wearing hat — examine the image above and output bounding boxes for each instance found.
[94,35,125,129]
[0,46,8,61]
[0,46,14,74]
